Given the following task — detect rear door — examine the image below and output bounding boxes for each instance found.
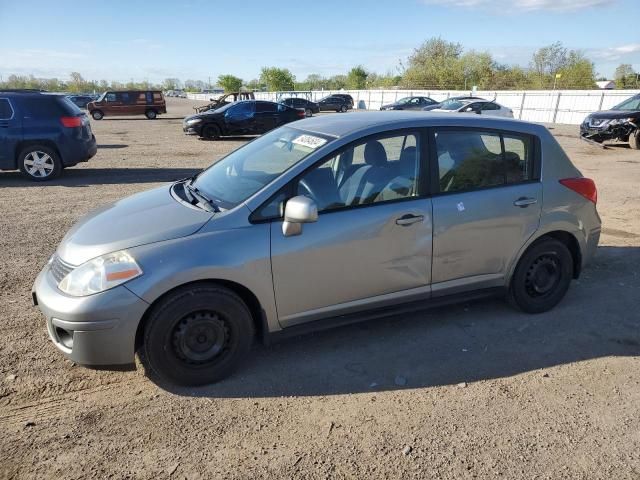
[224,102,256,135]
[0,98,20,169]
[430,128,541,295]
[254,101,279,133]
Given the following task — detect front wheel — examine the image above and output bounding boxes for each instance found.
[202,124,221,140]
[508,238,573,313]
[145,109,157,120]
[629,129,640,150]
[18,145,62,181]
[140,284,254,386]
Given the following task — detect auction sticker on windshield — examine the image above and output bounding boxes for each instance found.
[292,134,327,150]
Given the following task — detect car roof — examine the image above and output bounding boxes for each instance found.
[291,111,544,138]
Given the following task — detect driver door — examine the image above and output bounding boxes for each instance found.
[224,102,256,135]
[268,130,433,327]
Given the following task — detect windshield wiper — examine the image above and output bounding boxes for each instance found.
[184,180,219,212]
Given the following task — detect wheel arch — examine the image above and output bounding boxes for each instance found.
[134,279,268,354]
[14,140,63,168]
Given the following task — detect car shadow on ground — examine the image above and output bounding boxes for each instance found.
[198,136,259,142]
[97,144,128,149]
[0,167,199,187]
[163,245,640,398]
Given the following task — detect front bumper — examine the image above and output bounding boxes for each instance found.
[32,264,149,366]
[183,124,202,136]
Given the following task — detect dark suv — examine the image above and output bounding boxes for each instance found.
[0,90,97,181]
[580,93,640,149]
[317,94,353,113]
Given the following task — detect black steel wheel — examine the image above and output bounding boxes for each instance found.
[508,238,574,313]
[140,284,254,386]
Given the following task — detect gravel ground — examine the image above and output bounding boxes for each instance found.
[1,98,639,479]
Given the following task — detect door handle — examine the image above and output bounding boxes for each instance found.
[396,214,424,226]
[513,197,537,208]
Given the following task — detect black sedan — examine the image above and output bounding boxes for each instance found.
[380,96,437,111]
[580,93,640,149]
[281,97,319,116]
[183,100,305,140]
[317,95,353,113]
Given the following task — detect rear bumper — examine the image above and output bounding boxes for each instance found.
[59,134,97,166]
[32,264,148,366]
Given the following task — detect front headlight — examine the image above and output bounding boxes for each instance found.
[186,118,203,125]
[58,250,142,297]
[608,117,633,126]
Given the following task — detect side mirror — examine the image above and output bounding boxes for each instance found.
[282,195,318,237]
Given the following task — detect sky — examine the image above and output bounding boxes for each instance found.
[0,0,638,84]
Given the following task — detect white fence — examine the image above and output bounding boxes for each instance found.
[188,89,640,125]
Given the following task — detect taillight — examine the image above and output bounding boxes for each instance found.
[559,178,597,204]
[60,116,83,128]
[297,110,305,118]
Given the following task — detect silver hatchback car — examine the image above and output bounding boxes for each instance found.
[33,112,601,386]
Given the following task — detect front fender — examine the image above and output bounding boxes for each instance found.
[124,222,280,333]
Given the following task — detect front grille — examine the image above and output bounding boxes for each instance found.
[50,255,74,284]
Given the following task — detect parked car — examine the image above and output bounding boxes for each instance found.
[580,93,640,149]
[87,90,167,120]
[66,95,94,109]
[380,96,437,111]
[281,97,319,116]
[0,90,97,181]
[317,95,353,113]
[33,111,601,386]
[422,96,486,111]
[183,100,304,139]
[427,98,514,117]
[194,91,255,113]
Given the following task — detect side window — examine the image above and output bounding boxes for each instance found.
[297,132,421,212]
[435,130,534,193]
[226,102,255,120]
[482,102,500,111]
[0,98,13,119]
[153,92,163,101]
[117,92,130,103]
[145,92,153,103]
[503,135,532,183]
[106,93,116,102]
[256,102,277,114]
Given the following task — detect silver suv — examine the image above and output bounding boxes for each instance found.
[32,112,601,386]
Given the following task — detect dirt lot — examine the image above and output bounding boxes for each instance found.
[1,98,639,479]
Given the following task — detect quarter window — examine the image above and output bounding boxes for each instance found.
[0,98,13,119]
[435,130,534,193]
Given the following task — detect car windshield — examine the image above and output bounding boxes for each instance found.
[439,100,466,110]
[193,127,332,209]
[612,96,640,111]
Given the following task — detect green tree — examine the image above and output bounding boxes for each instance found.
[162,78,181,90]
[403,37,464,88]
[556,51,596,89]
[614,64,637,89]
[530,42,568,88]
[259,67,295,91]
[346,65,368,89]
[218,74,243,92]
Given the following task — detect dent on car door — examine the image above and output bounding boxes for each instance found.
[266,130,433,327]
[430,129,542,295]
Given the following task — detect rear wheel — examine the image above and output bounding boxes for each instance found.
[629,129,640,150]
[140,284,254,386]
[145,109,157,120]
[18,145,62,181]
[508,238,573,313]
[91,110,104,120]
[202,124,221,140]
[305,108,312,117]
[340,105,347,113]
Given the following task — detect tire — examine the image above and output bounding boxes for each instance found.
[91,110,104,120]
[140,284,255,386]
[508,238,574,314]
[305,108,312,117]
[18,145,62,181]
[202,124,221,140]
[629,129,640,150]
[145,109,157,120]
[340,105,347,113]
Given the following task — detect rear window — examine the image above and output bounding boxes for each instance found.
[21,95,81,117]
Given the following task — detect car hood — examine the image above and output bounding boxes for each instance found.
[57,185,214,265]
[587,109,640,120]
